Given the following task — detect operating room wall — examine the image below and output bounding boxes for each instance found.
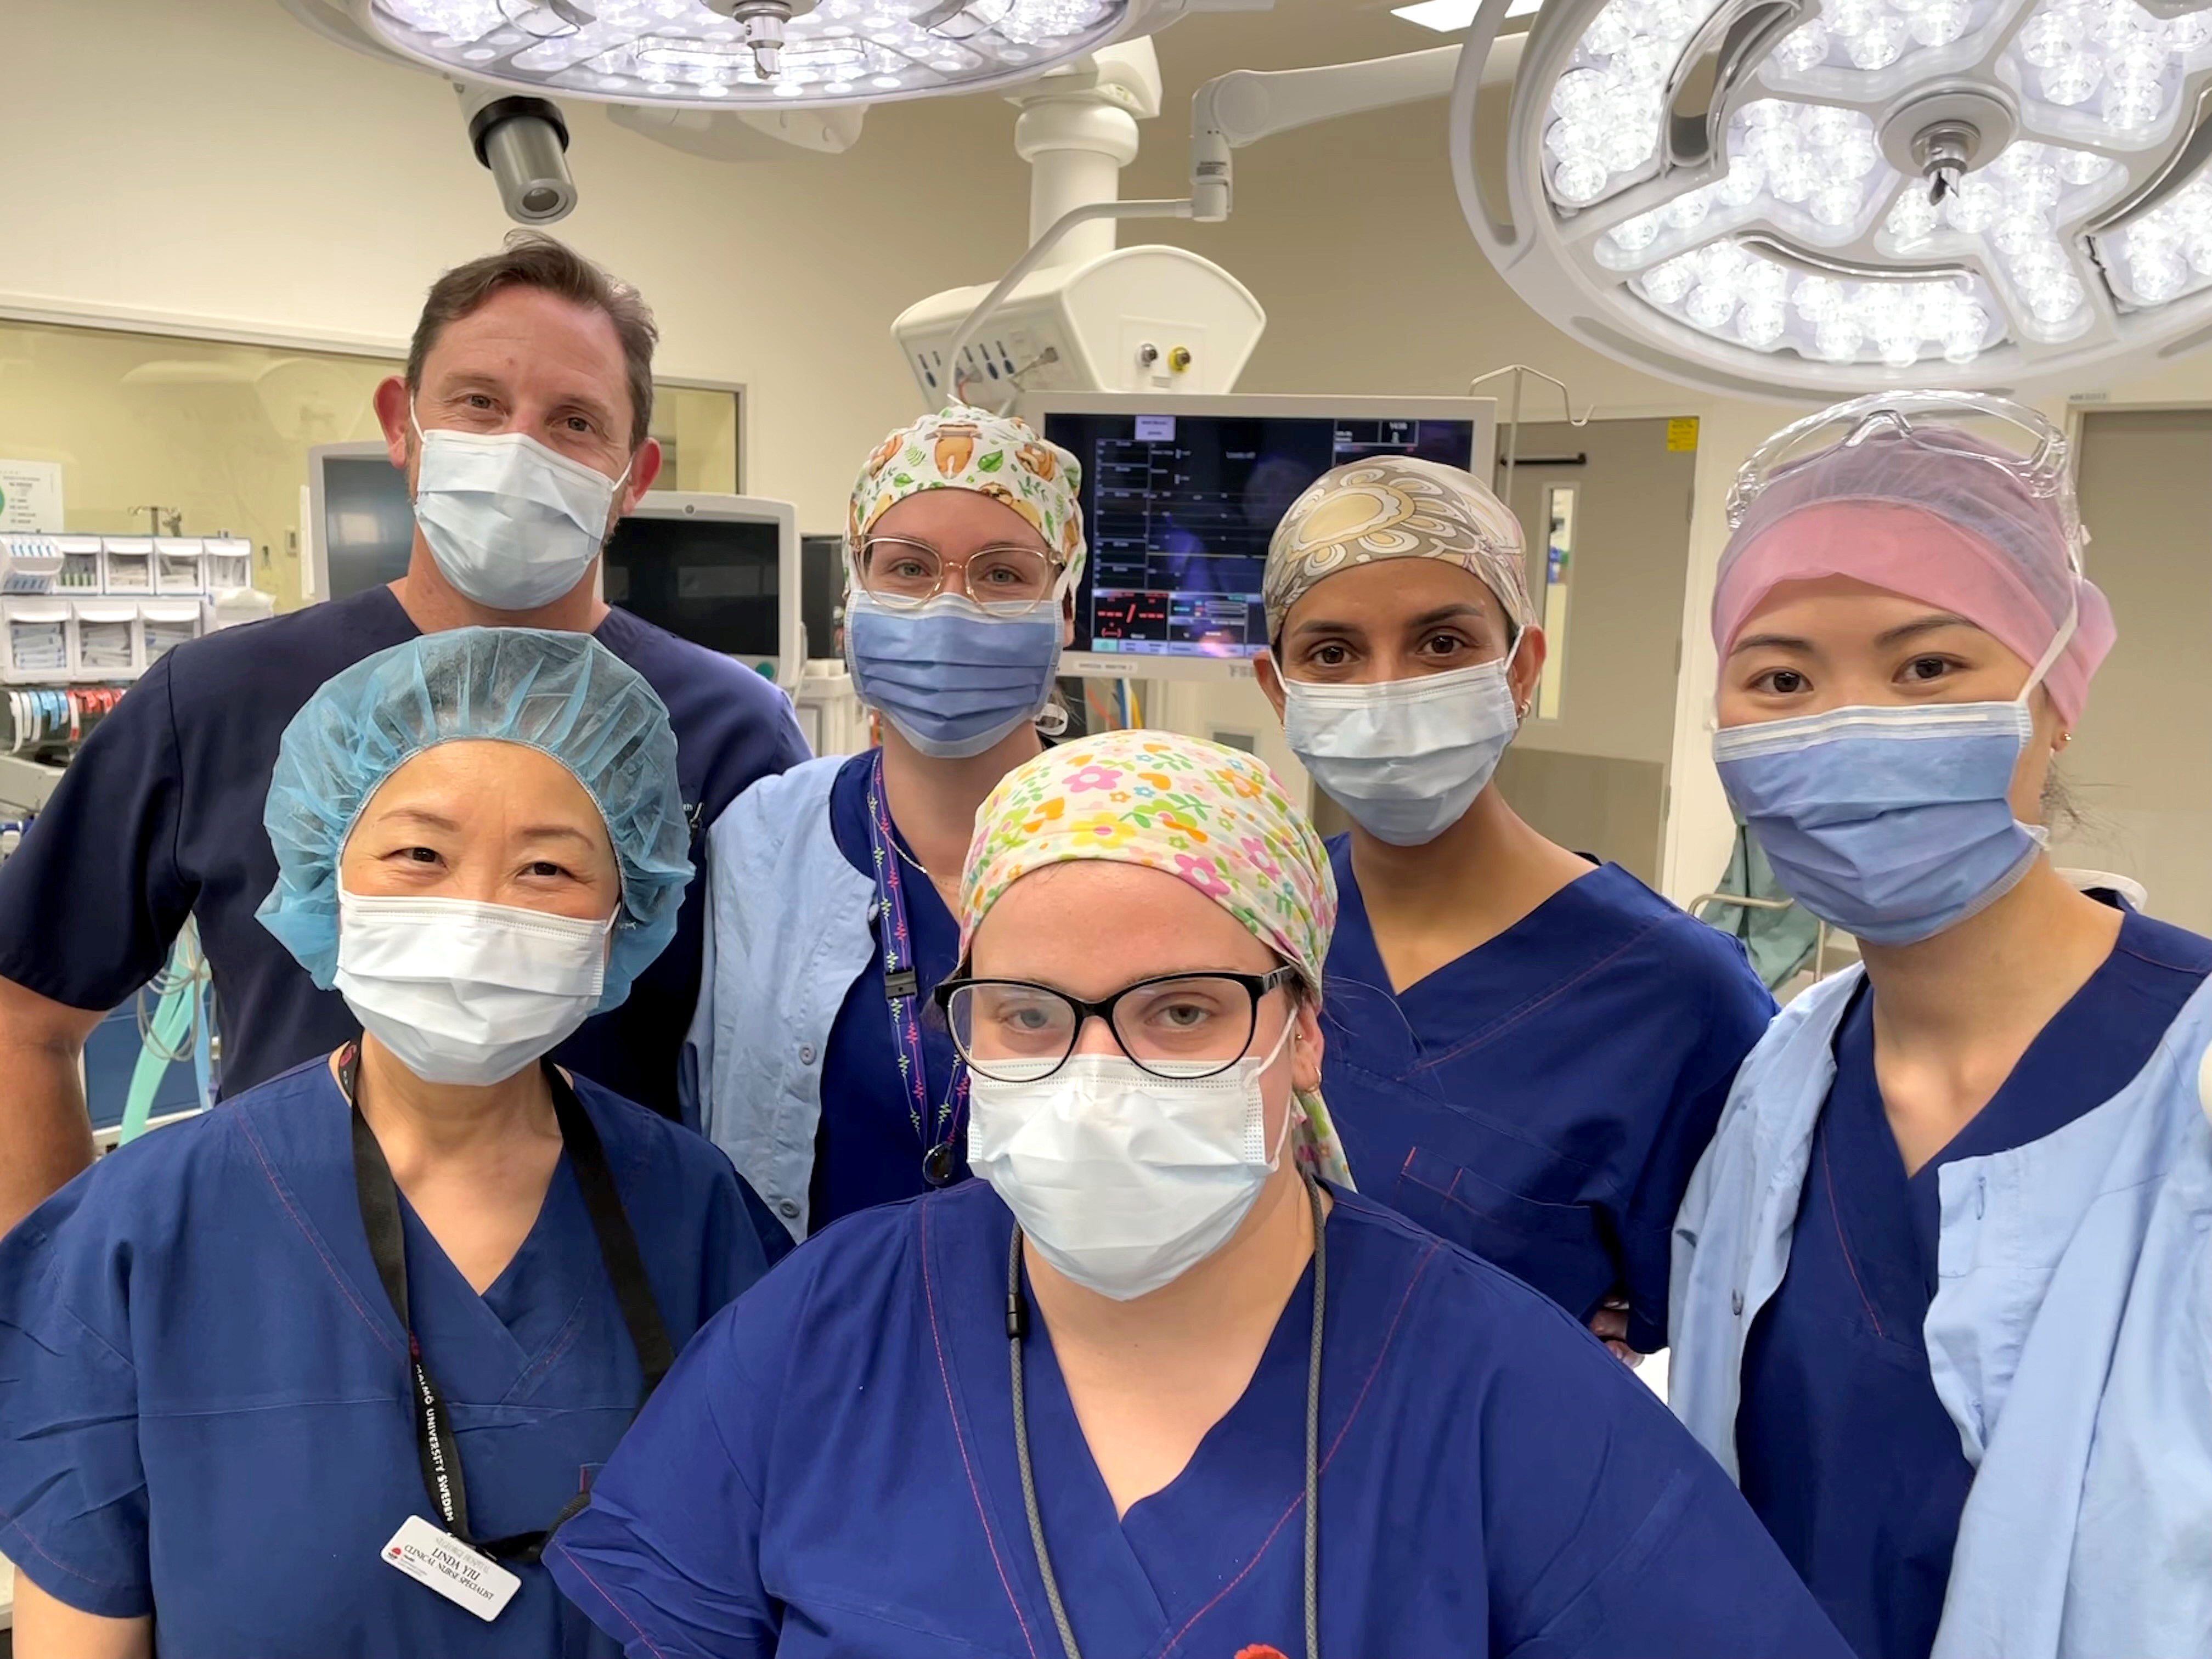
[0,0,1032,580]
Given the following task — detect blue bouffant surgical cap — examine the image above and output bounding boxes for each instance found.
[257,627,692,1012]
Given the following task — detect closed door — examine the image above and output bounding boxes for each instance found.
[1494,416,1699,882]
[2057,409,2212,929]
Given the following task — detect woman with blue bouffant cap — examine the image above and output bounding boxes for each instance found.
[0,628,770,1659]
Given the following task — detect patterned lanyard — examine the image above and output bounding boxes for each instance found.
[865,747,968,1186]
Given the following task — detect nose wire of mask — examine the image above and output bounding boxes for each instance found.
[966,1016,1298,1303]
[1710,600,2080,948]
[845,589,1064,760]
[1280,637,1525,849]
[409,403,630,613]
[334,889,613,1088]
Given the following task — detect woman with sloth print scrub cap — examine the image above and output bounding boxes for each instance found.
[550,729,1849,1659]
[687,403,1087,1241]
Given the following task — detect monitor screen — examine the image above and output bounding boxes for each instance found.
[603,514,782,661]
[319,454,416,602]
[1043,411,1479,662]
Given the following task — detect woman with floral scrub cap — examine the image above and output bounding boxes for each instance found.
[0,629,770,1659]
[549,728,1852,1659]
[1253,456,1775,1358]
[689,404,1086,1240]
[1670,392,2212,1659]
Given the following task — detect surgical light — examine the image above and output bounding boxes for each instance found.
[352,0,1135,106]
[1452,0,2212,396]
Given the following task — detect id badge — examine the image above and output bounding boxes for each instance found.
[382,1514,521,1622]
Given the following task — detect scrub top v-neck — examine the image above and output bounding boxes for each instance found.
[0,1057,767,1658]
[549,1182,1855,1659]
[1320,838,1775,1348]
[1735,905,2212,1659]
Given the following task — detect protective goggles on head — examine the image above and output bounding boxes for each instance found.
[1725,390,2084,574]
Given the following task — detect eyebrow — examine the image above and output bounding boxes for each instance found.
[515,825,599,849]
[376,806,461,834]
[1876,613,1983,647]
[1289,602,1489,641]
[1730,612,1985,657]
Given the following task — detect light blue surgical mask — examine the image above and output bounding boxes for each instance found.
[847,590,1062,759]
[1280,641,1523,848]
[1713,699,2051,947]
[411,405,630,612]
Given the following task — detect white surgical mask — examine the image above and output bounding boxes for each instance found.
[966,1019,1296,1301]
[335,889,612,1087]
[1280,642,1523,847]
[411,405,629,612]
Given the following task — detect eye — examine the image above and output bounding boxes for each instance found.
[464,393,495,411]
[1309,642,1351,668]
[1901,654,1953,684]
[395,846,442,865]
[1753,668,1809,696]
[1420,631,1468,658]
[564,414,596,435]
[522,860,574,879]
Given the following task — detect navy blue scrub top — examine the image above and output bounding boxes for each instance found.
[1736,905,2212,1659]
[0,1057,770,1658]
[548,1182,1853,1658]
[1321,838,1775,1348]
[811,749,969,1230]
[0,584,809,1119]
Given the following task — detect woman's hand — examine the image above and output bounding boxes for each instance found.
[14,1572,154,1659]
[1588,1296,1644,1369]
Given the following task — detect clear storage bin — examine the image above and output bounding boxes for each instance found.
[100,538,155,596]
[139,601,202,665]
[57,535,104,592]
[203,538,253,593]
[74,601,142,676]
[2,599,74,682]
[155,538,206,596]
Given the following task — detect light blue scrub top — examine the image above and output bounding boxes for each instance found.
[0,1058,768,1658]
[1672,959,2212,1659]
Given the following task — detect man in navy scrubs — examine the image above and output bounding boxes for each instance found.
[0,234,808,1230]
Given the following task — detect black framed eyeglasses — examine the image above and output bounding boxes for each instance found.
[933,968,1298,1084]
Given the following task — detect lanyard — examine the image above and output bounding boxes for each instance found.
[865,747,968,1186]
[341,1044,674,1564]
[1006,1167,1328,1659]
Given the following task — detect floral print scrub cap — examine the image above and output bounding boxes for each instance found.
[1261,455,1533,642]
[847,404,1087,589]
[959,729,1353,1187]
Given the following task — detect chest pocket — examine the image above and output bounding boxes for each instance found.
[1390,1146,1612,1317]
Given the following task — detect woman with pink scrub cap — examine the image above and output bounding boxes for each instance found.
[1671,392,2212,1659]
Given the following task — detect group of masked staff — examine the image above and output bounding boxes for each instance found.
[0,236,2198,1659]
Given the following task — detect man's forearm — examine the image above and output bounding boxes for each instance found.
[0,1035,95,1231]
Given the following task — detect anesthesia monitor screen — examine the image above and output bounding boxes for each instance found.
[1043,411,1479,662]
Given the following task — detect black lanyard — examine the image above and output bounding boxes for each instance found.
[341,1045,674,1565]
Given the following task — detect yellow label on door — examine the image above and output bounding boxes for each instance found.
[1667,417,1700,452]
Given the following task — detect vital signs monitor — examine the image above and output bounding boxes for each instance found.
[1029,395,1497,681]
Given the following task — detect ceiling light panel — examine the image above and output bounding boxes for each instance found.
[363,0,1129,105]
[1460,0,2212,393]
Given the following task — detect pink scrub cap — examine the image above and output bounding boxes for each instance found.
[1712,392,2115,724]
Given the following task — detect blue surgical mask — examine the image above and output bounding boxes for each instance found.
[847,590,1062,759]
[411,406,629,612]
[1280,645,1522,848]
[1713,699,2049,946]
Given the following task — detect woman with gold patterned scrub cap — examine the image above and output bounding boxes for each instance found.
[1251,454,1775,1363]
[688,404,1087,1243]
[1671,393,2212,1659]
[550,729,1854,1659]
